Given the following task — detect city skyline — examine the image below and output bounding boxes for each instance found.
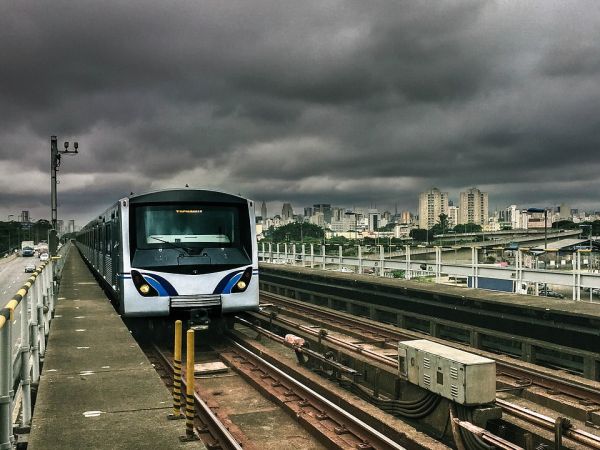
[2,2,600,224]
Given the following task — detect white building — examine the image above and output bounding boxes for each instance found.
[458,187,488,226]
[418,188,449,229]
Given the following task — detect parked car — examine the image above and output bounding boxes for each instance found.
[24,263,36,273]
[39,253,49,261]
[539,287,565,299]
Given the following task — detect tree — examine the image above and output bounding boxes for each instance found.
[270,222,324,242]
[430,213,449,236]
[453,223,482,233]
[409,228,429,242]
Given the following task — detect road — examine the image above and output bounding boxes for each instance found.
[0,255,36,305]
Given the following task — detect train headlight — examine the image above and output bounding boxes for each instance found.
[231,267,253,293]
[131,270,158,296]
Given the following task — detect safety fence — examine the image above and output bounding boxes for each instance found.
[0,242,71,449]
[259,242,600,301]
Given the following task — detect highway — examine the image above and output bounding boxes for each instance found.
[0,255,36,305]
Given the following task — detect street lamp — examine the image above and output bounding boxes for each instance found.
[50,136,79,255]
[527,208,548,250]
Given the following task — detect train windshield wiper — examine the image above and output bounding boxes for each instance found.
[148,236,192,255]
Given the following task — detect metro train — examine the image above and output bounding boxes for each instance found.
[75,189,259,319]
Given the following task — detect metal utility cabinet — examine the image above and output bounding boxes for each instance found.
[398,339,496,405]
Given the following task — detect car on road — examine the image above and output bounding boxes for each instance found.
[39,253,49,261]
[24,263,36,273]
[539,287,565,299]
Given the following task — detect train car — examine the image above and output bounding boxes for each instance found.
[75,188,259,319]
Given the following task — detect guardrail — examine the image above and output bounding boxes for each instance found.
[259,243,600,301]
[0,242,71,449]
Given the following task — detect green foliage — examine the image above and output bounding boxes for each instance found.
[269,222,324,242]
[0,220,52,256]
[409,228,429,242]
[391,270,405,278]
[453,223,482,233]
[377,223,396,232]
[552,220,579,230]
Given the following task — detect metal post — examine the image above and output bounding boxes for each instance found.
[301,243,306,268]
[0,323,12,449]
[31,269,41,384]
[292,243,296,266]
[338,245,343,271]
[321,245,326,270]
[310,243,314,268]
[405,245,410,280]
[268,242,272,263]
[544,210,547,250]
[276,243,280,263]
[20,288,32,426]
[50,136,58,256]
[168,320,184,419]
[358,245,362,274]
[379,245,384,277]
[180,329,198,441]
[576,251,581,301]
[284,243,288,264]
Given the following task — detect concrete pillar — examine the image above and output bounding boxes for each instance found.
[521,342,536,363]
[358,245,362,274]
[379,245,384,277]
[470,331,481,349]
[310,244,314,269]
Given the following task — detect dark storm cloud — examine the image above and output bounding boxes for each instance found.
[2,0,600,224]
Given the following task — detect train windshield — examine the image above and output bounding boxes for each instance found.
[131,203,252,273]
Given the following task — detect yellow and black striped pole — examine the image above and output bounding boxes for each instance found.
[168,320,184,420]
[180,328,198,441]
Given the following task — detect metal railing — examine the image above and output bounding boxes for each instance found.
[0,242,71,449]
[258,242,600,301]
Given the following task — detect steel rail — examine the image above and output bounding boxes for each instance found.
[257,294,600,449]
[227,339,406,450]
[151,344,243,450]
[497,399,600,449]
[261,293,600,405]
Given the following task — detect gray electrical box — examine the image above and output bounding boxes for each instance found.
[398,339,496,405]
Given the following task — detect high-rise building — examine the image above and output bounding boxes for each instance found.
[418,188,449,229]
[558,203,571,220]
[281,203,293,222]
[260,201,267,222]
[68,220,75,233]
[303,207,313,218]
[313,204,332,223]
[21,210,30,223]
[368,209,380,231]
[448,206,459,227]
[57,220,64,234]
[400,210,412,224]
[458,187,488,226]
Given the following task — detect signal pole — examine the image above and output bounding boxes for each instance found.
[50,136,79,255]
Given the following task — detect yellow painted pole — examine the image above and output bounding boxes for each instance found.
[168,320,184,419]
[180,328,198,441]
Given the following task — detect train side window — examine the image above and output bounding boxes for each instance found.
[106,224,112,255]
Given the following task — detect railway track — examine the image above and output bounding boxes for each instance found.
[144,332,426,449]
[256,292,600,449]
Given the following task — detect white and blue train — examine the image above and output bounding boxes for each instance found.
[75,189,259,318]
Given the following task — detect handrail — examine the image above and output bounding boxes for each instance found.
[0,241,71,448]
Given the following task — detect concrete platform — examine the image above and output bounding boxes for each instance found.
[29,250,205,449]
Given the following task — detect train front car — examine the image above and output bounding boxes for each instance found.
[121,189,258,319]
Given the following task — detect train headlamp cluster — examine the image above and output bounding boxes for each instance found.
[131,270,158,297]
[232,267,253,293]
[139,284,151,294]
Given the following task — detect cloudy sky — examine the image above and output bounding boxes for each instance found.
[2,1,600,224]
